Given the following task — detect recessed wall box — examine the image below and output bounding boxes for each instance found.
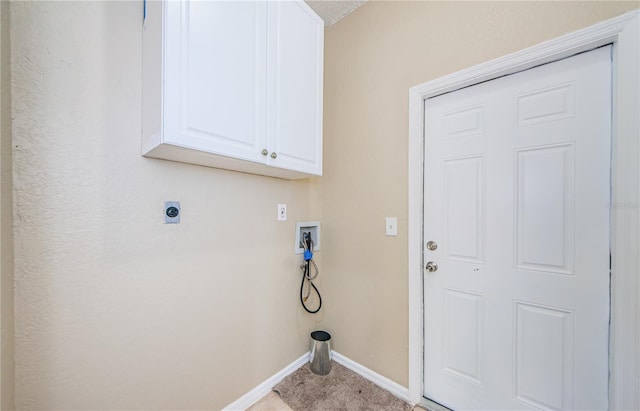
[295,221,320,254]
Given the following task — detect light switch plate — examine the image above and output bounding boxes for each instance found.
[385,217,398,236]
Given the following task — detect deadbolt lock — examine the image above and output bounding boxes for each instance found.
[426,241,438,251]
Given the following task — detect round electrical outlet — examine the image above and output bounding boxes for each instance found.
[166,206,179,218]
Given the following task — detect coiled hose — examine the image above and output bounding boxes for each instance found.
[300,232,322,314]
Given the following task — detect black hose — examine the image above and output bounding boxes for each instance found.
[300,260,322,314]
[300,233,322,314]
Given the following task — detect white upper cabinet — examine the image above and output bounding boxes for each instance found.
[267,1,324,175]
[142,0,323,179]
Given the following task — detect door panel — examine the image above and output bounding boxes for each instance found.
[514,301,574,410]
[423,46,611,410]
[443,288,483,384]
[516,144,575,274]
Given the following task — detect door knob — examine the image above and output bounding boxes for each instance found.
[425,261,438,272]
[261,149,268,156]
[270,152,277,159]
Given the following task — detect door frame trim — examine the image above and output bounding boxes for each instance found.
[408,10,640,409]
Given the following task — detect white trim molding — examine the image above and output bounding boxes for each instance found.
[408,10,640,410]
[222,352,309,411]
[332,351,411,404]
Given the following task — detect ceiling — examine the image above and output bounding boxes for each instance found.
[305,0,367,27]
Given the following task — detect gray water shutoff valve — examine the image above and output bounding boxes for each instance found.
[164,201,180,224]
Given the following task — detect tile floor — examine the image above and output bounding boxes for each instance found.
[247,392,293,411]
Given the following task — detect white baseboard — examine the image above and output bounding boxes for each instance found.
[222,352,310,411]
[223,350,412,410]
[331,351,411,404]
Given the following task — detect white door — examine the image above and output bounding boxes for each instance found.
[423,46,611,410]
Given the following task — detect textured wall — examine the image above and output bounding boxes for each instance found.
[11,1,321,409]
[1,0,15,408]
[320,0,639,387]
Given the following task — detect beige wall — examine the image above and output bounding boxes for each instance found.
[1,0,15,408]
[10,1,322,409]
[321,0,639,387]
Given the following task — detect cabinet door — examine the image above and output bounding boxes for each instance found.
[163,0,268,164]
[267,1,324,175]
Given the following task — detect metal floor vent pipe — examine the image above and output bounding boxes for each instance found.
[310,330,332,375]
